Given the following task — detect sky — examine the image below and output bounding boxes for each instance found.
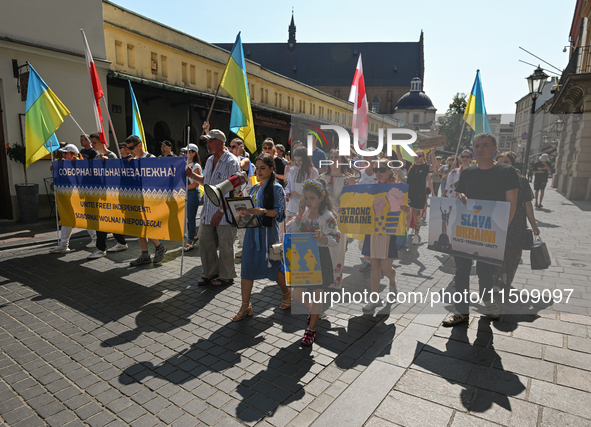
[110,0,575,122]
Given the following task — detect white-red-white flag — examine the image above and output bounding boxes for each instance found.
[288,125,293,147]
[81,29,107,144]
[348,54,369,149]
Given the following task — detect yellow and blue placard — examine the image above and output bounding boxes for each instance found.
[339,183,409,235]
[53,158,186,241]
[284,233,323,286]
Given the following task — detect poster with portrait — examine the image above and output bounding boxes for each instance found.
[226,197,260,228]
[284,233,323,287]
[427,197,510,265]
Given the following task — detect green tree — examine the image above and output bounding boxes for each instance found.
[438,93,472,152]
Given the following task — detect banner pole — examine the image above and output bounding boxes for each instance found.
[51,149,60,245]
[203,84,221,133]
[180,123,191,276]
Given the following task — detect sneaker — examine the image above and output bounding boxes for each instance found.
[362,300,383,312]
[301,329,316,347]
[85,239,97,249]
[442,313,469,327]
[130,253,152,266]
[49,245,71,254]
[107,243,128,253]
[484,301,500,320]
[412,235,420,245]
[87,250,107,260]
[152,245,167,264]
[359,261,371,272]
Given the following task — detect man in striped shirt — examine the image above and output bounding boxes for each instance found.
[187,123,240,287]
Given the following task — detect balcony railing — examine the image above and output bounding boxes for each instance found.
[559,46,591,86]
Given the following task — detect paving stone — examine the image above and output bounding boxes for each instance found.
[567,336,591,354]
[493,351,555,381]
[467,388,539,427]
[394,369,473,411]
[541,408,591,426]
[544,346,591,371]
[450,412,504,427]
[529,379,591,420]
[556,365,591,392]
[374,390,453,427]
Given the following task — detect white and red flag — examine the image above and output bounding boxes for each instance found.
[81,29,107,144]
[348,54,369,149]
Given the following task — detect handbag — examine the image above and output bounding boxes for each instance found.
[268,242,283,261]
[522,229,534,250]
[530,236,551,270]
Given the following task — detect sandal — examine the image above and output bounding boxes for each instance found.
[198,275,218,286]
[211,278,234,287]
[280,289,292,310]
[183,241,194,252]
[301,329,316,346]
[231,303,253,321]
[235,251,242,259]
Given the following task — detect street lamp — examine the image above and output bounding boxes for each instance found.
[522,66,549,174]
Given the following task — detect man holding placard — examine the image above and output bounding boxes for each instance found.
[443,133,518,326]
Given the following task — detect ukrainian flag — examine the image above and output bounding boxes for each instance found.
[463,70,491,135]
[220,32,256,153]
[129,81,147,151]
[25,65,70,167]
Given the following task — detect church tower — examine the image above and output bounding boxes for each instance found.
[288,11,296,51]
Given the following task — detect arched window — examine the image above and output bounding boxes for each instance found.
[371,96,380,113]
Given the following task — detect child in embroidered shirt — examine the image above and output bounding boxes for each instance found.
[287,178,340,347]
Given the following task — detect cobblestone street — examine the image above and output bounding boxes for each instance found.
[0,184,590,427]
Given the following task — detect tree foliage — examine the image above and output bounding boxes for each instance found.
[437,93,472,152]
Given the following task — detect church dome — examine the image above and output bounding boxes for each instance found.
[395,77,436,111]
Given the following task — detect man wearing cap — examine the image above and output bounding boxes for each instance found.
[186,121,240,287]
[159,140,176,157]
[49,144,96,253]
[235,203,258,228]
[532,154,551,208]
[125,135,168,265]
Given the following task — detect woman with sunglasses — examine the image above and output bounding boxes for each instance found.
[444,150,472,198]
[321,150,359,288]
[285,146,319,221]
[395,146,436,245]
[183,143,203,252]
[262,138,286,186]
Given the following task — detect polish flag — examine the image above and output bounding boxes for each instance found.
[288,125,293,146]
[348,54,369,149]
[81,29,107,144]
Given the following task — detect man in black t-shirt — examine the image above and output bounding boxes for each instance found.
[532,154,551,208]
[79,134,98,160]
[442,133,519,327]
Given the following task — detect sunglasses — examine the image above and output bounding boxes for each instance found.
[263,146,273,150]
[461,155,472,159]
[230,145,239,149]
[126,143,140,150]
[373,167,388,173]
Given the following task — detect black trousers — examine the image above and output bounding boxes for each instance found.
[96,231,127,252]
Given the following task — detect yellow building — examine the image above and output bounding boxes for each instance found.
[102,0,400,157]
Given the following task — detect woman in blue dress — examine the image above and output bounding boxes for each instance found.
[232,153,290,321]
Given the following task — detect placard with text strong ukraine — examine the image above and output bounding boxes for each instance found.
[53,158,186,241]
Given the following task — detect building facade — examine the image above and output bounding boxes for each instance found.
[0,0,109,220]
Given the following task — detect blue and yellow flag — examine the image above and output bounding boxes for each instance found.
[25,64,70,167]
[463,70,491,135]
[129,81,147,151]
[220,32,256,153]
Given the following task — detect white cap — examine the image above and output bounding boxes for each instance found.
[58,144,79,154]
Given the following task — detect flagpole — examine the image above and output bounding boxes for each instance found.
[454,121,467,159]
[100,97,122,158]
[204,84,221,133]
[180,123,191,276]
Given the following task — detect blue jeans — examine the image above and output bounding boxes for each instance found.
[186,189,200,243]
